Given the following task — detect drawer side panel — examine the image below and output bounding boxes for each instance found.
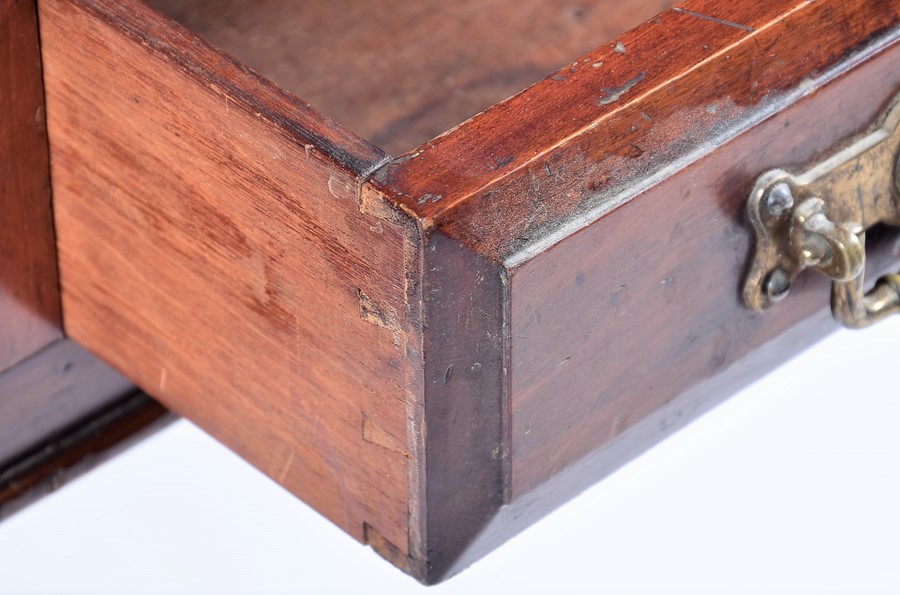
[40,0,418,555]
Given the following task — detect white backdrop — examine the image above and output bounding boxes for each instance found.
[0,317,897,595]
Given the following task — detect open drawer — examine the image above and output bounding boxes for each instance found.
[1,0,899,584]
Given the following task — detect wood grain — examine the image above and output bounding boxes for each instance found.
[365,0,900,579]
[508,43,900,496]
[41,0,420,557]
[371,0,900,261]
[0,0,62,372]
[29,0,900,585]
[0,338,134,463]
[417,230,506,583]
[145,0,672,156]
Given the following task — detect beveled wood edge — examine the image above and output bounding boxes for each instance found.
[370,0,900,264]
[0,392,174,521]
[358,0,900,581]
[369,0,800,217]
[419,229,506,583]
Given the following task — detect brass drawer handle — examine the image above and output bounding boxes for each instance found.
[743,93,900,328]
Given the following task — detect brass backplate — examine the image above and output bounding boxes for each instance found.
[743,92,900,328]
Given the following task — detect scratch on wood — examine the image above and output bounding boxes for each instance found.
[610,413,626,439]
[327,174,353,199]
[277,450,295,484]
[596,71,646,106]
[487,155,514,170]
[672,7,755,32]
[416,192,443,205]
[159,367,167,392]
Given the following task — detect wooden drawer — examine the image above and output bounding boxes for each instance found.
[1,0,899,584]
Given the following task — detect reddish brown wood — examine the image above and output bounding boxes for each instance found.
[41,0,418,559]
[0,0,154,521]
[507,44,900,496]
[19,0,900,585]
[0,392,173,521]
[417,231,506,582]
[145,0,672,156]
[371,0,900,259]
[364,0,900,580]
[0,338,134,463]
[0,0,62,372]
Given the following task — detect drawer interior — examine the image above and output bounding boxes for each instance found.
[145,0,673,156]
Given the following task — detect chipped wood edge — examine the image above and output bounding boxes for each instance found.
[358,180,428,574]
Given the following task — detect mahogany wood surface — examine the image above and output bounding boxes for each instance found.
[507,45,900,497]
[23,0,900,585]
[365,0,900,579]
[41,0,419,559]
[0,0,62,372]
[416,231,506,581]
[145,0,672,156]
[371,0,900,257]
[0,338,134,464]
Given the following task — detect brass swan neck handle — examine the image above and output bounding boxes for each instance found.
[743,93,900,329]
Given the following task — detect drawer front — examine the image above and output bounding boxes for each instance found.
[508,45,900,498]
[370,0,900,579]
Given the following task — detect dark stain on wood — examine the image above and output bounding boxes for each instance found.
[0,391,173,521]
[0,339,135,464]
[418,230,506,584]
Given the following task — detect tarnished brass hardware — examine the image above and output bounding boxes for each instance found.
[743,92,900,328]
